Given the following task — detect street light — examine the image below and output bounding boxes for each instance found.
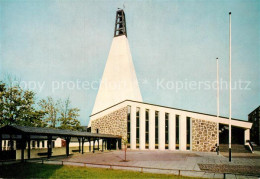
[229,12,232,162]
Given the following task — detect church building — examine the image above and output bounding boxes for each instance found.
[89,9,252,152]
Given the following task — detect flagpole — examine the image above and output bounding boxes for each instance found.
[229,12,232,162]
[217,57,220,155]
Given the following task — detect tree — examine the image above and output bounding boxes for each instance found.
[0,81,45,127]
[122,138,128,162]
[39,96,82,130]
[59,97,81,131]
[0,81,6,126]
[38,96,59,128]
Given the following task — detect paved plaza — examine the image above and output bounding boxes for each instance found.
[55,150,260,177]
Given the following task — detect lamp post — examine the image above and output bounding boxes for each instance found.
[216,57,220,155]
[229,12,232,162]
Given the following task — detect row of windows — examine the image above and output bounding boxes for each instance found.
[1,140,55,150]
[127,106,191,150]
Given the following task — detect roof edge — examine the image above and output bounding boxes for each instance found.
[90,99,251,123]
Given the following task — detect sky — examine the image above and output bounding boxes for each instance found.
[0,0,259,126]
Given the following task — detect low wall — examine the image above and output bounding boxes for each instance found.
[16,145,100,160]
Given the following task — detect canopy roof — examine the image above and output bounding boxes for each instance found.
[0,125,121,139]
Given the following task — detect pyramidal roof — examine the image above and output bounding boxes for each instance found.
[90,10,143,119]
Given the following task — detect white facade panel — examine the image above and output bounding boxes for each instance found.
[159,111,165,150]
[149,109,155,150]
[169,113,176,150]
[244,129,250,145]
[179,115,186,151]
[130,105,136,150]
[140,107,146,150]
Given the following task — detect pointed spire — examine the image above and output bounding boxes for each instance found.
[114,9,127,37]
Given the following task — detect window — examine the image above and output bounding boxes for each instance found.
[155,111,159,149]
[145,109,149,149]
[165,113,169,149]
[176,115,179,150]
[32,141,35,148]
[4,140,6,150]
[37,141,40,148]
[127,106,131,148]
[96,129,99,134]
[186,117,191,150]
[136,107,140,148]
[42,141,45,148]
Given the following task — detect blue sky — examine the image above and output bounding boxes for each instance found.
[0,0,259,125]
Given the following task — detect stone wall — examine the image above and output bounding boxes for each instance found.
[91,107,128,142]
[192,118,218,152]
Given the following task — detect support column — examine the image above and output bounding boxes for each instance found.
[82,137,85,154]
[65,137,71,157]
[139,107,145,150]
[0,135,2,152]
[27,136,31,159]
[102,139,104,152]
[116,139,118,150]
[169,113,176,150]
[130,105,136,150]
[21,135,25,162]
[88,138,91,152]
[78,138,81,153]
[159,111,165,150]
[47,136,52,158]
[244,129,250,145]
[179,115,187,151]
[10,135,14,151]
[0,135,2,159]
[93,139,95,153]
[98,138,100,151]
[109,139,111,150]
[149,109,155,150]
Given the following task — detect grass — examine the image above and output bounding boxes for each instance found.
[0,163,195,178]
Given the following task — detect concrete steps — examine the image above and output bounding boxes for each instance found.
[219,144,251,153]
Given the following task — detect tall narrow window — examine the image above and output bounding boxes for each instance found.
[136,107,140,148]
[165,113,169,149]
[145,109,149,149]
[155,111,159,149]
[176,115,179,150]
[186,117,191,150]
[127,106,131,148]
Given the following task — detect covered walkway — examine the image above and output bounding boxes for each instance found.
[0,125,122,161]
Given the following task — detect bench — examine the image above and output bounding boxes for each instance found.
[92,148,100,153]
[37,152,52,156]
[72,150,80,152]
